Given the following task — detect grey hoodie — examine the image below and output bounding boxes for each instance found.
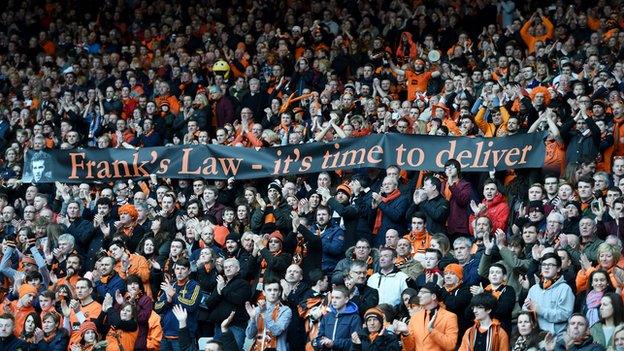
[527,275,574,336]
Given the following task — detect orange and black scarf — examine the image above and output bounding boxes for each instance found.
[252,302,281,351]
[485,284,505,299]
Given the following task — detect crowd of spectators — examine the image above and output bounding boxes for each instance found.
[1,0,624,351]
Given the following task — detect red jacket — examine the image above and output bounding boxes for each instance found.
[469,193,509,234]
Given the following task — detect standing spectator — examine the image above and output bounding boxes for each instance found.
[371,176,409,247]
[524,253,574,336]
[458,293,509,351]
[395,282,458,351]
[154,258,201,351]
[205,258,251,349]
[366,247,408,307]
[244,279,292,351]
[314,285,361,350]
[408,176,450,234]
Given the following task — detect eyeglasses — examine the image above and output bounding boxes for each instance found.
[541,263,558,268]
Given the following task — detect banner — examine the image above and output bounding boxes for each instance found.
[22,132,547,183]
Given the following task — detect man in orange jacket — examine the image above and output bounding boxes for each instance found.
[394,282,458,351]
[109,238,152,297]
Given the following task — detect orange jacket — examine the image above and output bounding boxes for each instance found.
[155,95,181,115]
[114,253,152,297]
[459,319,509,351]
[575,264,624,293]
[402,307,458,351]
[106,327,138,351]
[475,106,510,137]
[146,311,163,351]
[69,300,102,345]
[519,16,554,53]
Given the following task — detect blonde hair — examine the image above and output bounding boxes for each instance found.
[597,242,621,264]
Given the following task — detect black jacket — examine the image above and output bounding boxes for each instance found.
[350,283,379,318]
[439,284,473,336]
[205,273,251,327]
[0,335,30,351]
[351,329,402,351]
[561,116,601,165]
[406,194,450,234]
[285,224,322,282]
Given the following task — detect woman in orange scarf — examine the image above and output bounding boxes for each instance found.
[69,321,100,351]
[32,312,69,350]
[97,294,138,351]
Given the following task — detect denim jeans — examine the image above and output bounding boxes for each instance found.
[214,325,246,350]
[160,338,182,351]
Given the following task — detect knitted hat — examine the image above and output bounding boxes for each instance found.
[364,307,385,322]
[528,200,544,213]
[566,201,582,213]
[18,284,37,298]
[444,263,464,281]
[225,232,241,243]
[118,204,138,220]
[268,181,282,193]
[336,183,352,198]
[269,230,284,242]
[213,226,230,247]
[79,321,98,338]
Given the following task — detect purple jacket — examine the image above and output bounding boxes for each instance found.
[215,96,235,127]
[134,294,154,351]
[446,179,472,235]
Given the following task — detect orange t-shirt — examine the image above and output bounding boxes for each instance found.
[544,139,566,175]
[69,300,102,344]
[405,70,432,101]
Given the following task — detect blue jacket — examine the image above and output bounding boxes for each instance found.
[314,223,345,274]
[154,278,201,337]
[94,272,126,302]
[372,194,409,247]
[315,301,361,350]
[65,218,94,256]
[461,253,485,287]
[34,329,70,351]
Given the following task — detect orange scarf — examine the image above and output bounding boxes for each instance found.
[485,284,504,299]
[540,275,559,289]
[445,281,462,292]
[293,236,308,265]
[369,329,383,343]
[252,302,281,351]
[395,255,410,267]
[373,189,401,235]
[405,229,431,254]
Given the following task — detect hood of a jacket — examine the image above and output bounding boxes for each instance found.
[486,192,506,207]
[330,301,359,315]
